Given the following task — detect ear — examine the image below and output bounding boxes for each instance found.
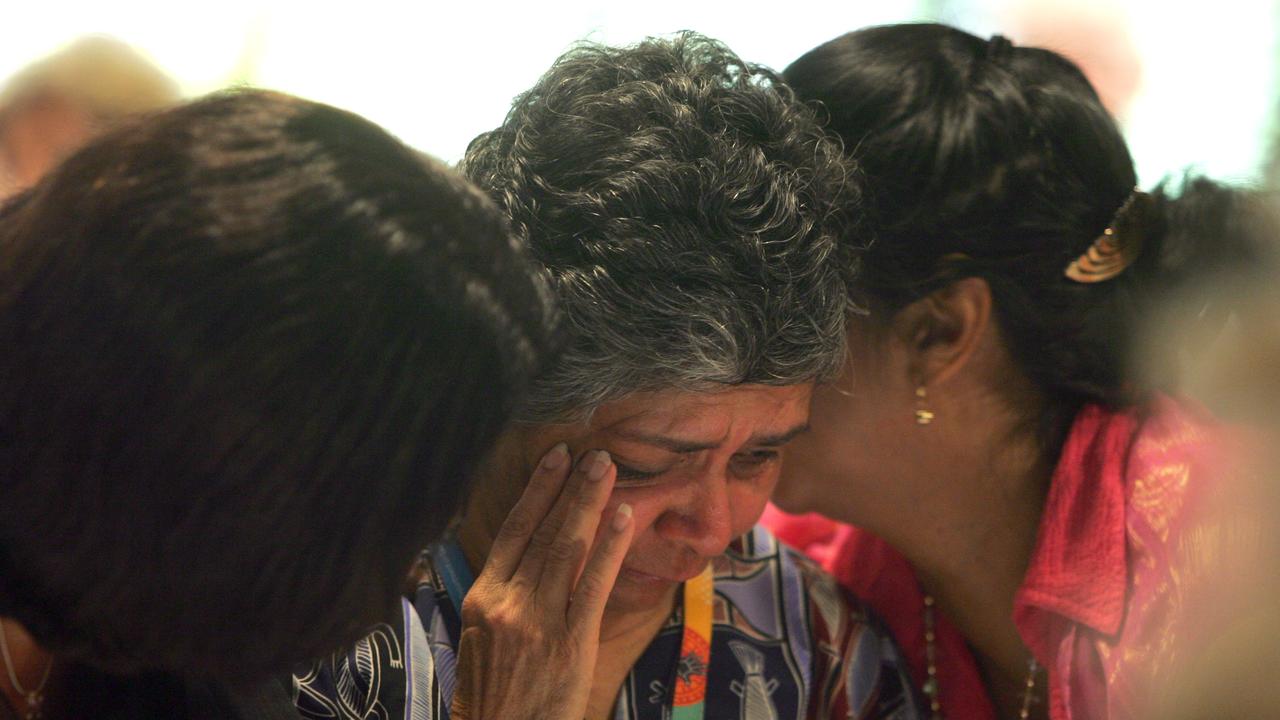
[889,277,993,388]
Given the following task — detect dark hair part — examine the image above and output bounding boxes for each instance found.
[462,32,859,422]
[0,90,556,678]
[786,23,1269,444]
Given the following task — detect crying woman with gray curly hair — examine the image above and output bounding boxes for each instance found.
[295,32,923,720]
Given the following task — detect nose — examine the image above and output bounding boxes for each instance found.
[654,472,735,559]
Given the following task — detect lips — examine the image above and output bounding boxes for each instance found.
[622,562,708,584]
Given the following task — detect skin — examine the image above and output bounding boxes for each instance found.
[772,278,1053,720]
[458,383,813,720]
[0,619,60,719]
[0,93,94,193]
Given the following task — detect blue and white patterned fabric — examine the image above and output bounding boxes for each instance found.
[292,525,923,720]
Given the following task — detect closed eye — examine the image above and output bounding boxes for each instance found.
[613,461,667,486]
[729,449,780,477]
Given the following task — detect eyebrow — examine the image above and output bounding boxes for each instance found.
[754,423,811,447]
[613,422,810,454]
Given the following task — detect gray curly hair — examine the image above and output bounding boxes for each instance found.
[461,32,863,423]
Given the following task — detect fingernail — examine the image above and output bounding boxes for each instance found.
[612,503,632,531]
[587,450,611,481]
[541,443,568,470]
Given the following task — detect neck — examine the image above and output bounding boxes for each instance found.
[871,418,1053,688]
[587,591,675,720]
[0,618,57,720]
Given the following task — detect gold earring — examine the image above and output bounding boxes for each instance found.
[915,386,934,425]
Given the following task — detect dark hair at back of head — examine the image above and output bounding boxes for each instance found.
[786,23,1271,446]
[0,90,556,678]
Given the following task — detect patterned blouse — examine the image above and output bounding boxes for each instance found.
[293,526,922,720]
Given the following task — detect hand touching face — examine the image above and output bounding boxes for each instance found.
[498,384,813,614]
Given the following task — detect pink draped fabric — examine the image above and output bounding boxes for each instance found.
[760,511,997,720]
[766,395,1236,719]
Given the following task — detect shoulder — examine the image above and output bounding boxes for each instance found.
[761,506,923,638]
[760,504,842,554]
[1126,395,1245,540]
[720,527,923,719]
[719,525,882,631]
[1127,394,1268,617]
[292,599,421,720]
[185,676,299,720]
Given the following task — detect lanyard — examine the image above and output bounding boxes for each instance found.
[429,540,474,616]
[670,565,713,720]
[429,541,714,720]
[427,541,473,720]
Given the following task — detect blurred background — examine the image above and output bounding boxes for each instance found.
[2,2,1278,715]
[1,0,1276,184]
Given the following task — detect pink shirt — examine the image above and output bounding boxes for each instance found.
[766,396,1239,719]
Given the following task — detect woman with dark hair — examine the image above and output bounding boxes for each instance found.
[763,23,1270,720]
[0,89,626,719]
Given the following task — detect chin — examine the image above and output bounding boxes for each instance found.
[605,569,680,614]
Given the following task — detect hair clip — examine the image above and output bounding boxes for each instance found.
[1064,189,1151,284]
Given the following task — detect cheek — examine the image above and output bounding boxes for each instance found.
[598,469,778,549]
[811,370,901,453]
[599,485,667,544]
[809,381,864,429]
[729,479,776,534]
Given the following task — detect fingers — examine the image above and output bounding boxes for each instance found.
[567,503,634,633]
[513,450,613,586]
[449,628,479,720]
[536,451,618,605]
[483,442,571,582]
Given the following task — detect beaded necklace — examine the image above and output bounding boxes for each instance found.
[921,594,1041,720]
[0,620,52,720]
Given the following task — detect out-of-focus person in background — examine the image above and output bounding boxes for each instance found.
[1136,204,1280,720]
[763,23,1271,720]
[0,36,179,197]
[294,33,923,720]
[0,89,576,718]
[999,0,1142,121]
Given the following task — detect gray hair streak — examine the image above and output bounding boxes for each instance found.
[461,32,865,422]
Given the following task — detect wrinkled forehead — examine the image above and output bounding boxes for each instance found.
[544,384,815,453]
[609,383,807,421]
[481,384,813,509]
